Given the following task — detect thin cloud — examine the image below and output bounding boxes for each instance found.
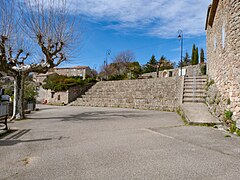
[70,0,212,38]
[28,0,213,38]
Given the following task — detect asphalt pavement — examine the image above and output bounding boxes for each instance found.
[0,104,240,180]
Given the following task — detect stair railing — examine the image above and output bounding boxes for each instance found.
[192,67,197,102]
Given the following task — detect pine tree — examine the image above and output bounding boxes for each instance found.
[143,55,157,73]
[200,48,205,64]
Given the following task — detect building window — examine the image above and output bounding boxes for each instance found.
[58,95,61,100]
[51,92,55,98]
[214,34,217,50]
[222,25,225,48]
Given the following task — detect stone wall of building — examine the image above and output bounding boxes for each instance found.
[71,77,183,112]
[206,0,240,121]
[54,67,92,80]
[37,84,94,105]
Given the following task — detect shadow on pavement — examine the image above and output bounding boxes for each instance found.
[60,111,149,122]
[28,110,149,122]
[0,138,52,146]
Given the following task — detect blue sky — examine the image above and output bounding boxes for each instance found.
[60,0,212,71]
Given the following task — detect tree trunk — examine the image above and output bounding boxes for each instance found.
[16,73,25,119]
[10,79,18,120]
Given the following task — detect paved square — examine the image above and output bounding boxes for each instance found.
[1,105,240,179]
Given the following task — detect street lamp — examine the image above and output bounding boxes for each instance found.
[106,49,111,66]
[178,30,183,76]
[104,49,111,80]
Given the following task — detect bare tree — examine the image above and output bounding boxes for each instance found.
[112,50,135,75]
[0,0,80,119]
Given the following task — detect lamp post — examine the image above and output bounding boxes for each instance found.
[178,30,183,76]
[105,49,111,80]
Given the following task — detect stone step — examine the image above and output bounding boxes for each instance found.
[184,82,206,85]
[185,76,207,79]
[183,97,205,103]
[183,92,206,97]
[183,94,207,99]
[184,80,206,83]
[183,89,205,93]
[184,86,205,90]
[71,100,176,111]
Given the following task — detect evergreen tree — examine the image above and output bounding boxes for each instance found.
[200,48,205,64]
[195,47,199,64]
[191,44,196,64]
[143,55,157,73]
[159,56,174,71]
[182,52,191,67]
[191,45,199,65]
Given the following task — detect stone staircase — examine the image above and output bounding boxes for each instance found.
[183,76,207,103]
[70,78,180,111]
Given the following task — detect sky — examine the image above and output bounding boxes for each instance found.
[60,0,212,71]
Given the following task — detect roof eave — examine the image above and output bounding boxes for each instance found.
[205,0,219,30]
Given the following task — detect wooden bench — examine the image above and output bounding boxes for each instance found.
[0,115,8,130]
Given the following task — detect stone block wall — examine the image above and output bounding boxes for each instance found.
[72,77,183,112]
[206,0,240,121]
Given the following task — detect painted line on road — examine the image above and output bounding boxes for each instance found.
[142,128,175,140]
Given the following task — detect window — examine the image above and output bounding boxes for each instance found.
[58,95,61,100]
[222,25,225,48]
[214,34,217,50]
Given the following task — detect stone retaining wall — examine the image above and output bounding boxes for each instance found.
[72,77,183,112]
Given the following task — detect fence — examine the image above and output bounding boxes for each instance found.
[0,102,35,116]
[26,102,35,111]
[0,102,9,116]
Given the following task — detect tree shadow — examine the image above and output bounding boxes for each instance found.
[0,138,52,146]
[60,110,149,122]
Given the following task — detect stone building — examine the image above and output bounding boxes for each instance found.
[54,66,92,80]
[37,84,93,105]
[205,0,240,120]
[33,66,93,84]
[33,66,94,104]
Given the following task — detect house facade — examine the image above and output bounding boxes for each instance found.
[33,66,94,104]
[206,0,240,120]
[54,66,92,80]
[33,66,93,85]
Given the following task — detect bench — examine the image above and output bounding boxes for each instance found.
[0,114,8,130]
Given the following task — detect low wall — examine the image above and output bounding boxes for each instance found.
[73,77,184,112]
[141,64,205,78]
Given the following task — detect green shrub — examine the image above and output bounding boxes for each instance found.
[200,64,207,75]
[24,82,37,102]
[108,74,126,81]
[236,129,240,136]
[205,79,214,91]
[224,110,233,120]
[227,98,231,105]
[43,74,96,92]
[230,121,236,133]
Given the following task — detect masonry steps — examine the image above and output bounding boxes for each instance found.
[70,78,179,111]
[182,76,207,103]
